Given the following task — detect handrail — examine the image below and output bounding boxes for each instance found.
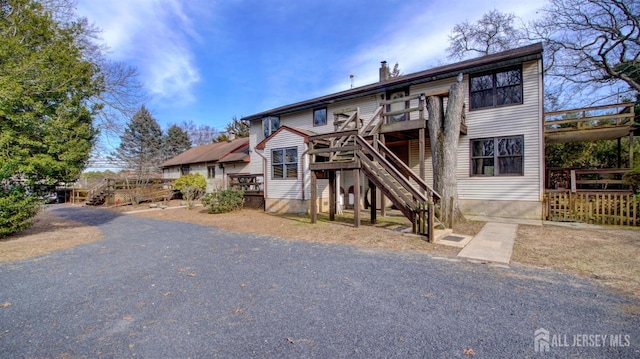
[87,178,109,197]
[357,154,416,214]
[308,129,358,142]
[355,135,427,205]
[359,106,384,136]
[375,140,441,202]
[335,109,359,132]
[544,102,635,117]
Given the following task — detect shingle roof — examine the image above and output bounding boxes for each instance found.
[241,43,543,122]
[160,137,250,168]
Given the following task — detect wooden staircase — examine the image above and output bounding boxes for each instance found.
[309,102,442,238]
[84,179,114,206]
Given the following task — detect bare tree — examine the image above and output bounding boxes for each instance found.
[426,75,466,226]
[180,120,220,146]
[447,10,526,60]
[390,62,402,77]
[41,0,147,166]
[532,0,640,96]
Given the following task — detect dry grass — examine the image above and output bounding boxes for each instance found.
[513,225,640,298]
[0,208,103,263]
[124,201,463,256]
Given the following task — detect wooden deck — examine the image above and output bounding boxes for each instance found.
[544,102,636,143]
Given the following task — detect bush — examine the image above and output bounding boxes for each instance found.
[173,173,207,209]
[0,187,41,237]
[201,189,244,213]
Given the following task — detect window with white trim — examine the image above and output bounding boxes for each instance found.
[272,147,298,179]
[471,135,524,176]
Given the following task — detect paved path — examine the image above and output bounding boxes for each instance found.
[0,206,638,358]
[457,222,518,264]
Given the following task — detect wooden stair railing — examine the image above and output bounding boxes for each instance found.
[85,179,112,205]
[355,135,435,237]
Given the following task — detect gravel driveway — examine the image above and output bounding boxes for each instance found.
[1,206,638,358]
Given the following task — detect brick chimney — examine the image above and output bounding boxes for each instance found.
[379,61,390,82]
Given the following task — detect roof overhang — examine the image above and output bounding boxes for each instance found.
[242,43,543,122]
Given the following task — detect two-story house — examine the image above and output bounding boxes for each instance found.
[238,43,544,233]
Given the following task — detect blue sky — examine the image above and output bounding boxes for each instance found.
[77,0,541,149]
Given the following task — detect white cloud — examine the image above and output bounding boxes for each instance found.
[325,0,543,94]
[77,0,201,104]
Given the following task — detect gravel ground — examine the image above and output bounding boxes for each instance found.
[0,206,638,358]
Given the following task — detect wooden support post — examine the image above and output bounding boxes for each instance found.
[354,169,360,228]
[419,128,425,189]
[380,134,386,217]
[310,171,317,224]
[630,131,635,168]
[369,180,377,224]
[329,170,336,221]
[428,202,435,243]
[617,138,622,168]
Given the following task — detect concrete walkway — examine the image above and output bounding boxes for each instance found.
[457,222,518,264]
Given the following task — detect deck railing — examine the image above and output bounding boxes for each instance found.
[544,102,635,132]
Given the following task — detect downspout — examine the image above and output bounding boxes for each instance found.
[254,147,268,210]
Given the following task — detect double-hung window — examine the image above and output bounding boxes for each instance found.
[207,165,216,179]
[262,116,280,139]
[272,147,298,179]
[471,136,524,176]
[470,67,522,110]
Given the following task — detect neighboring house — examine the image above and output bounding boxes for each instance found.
[160,137,251,192]
[240,43,545,222]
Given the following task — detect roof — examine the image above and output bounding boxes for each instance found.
[160,137,250,168]
[219,144,250,163]
[242,43,544,122]
[255,126,317,150]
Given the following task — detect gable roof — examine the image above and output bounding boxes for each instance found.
[160,137,250,168]
[242,43,543,122]
[255,126,316,150]
[219,143,250,163]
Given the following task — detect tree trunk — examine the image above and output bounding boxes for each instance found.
[427,75,466,227]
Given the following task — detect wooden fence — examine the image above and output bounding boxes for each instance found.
[544,191,639,226]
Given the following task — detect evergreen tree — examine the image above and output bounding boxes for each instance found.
[1,0,100,236]
[109,105,163,204]
[214,117,249,142]
[163,124,192,160]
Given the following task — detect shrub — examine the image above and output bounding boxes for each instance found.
[201,189,244,213]
[173,173,207,209]
[0,187,41,237]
